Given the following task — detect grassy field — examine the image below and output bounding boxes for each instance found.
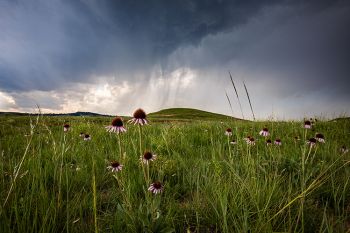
[0,109,349,232]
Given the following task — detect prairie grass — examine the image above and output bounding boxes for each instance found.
[0,115,349,232]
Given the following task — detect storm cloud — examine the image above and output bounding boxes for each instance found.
[0,0,349,119]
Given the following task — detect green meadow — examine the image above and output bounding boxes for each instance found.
[0,108,349,232]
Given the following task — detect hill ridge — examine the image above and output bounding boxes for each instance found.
[0,108,240,121]
[0,111,112,117]
[148,107,241,121]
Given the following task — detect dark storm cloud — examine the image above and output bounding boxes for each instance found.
[167,0,350,97]
[0,0,284,91]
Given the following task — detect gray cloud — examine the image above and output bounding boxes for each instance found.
[166,1,350,97]
[0,0,282,91]
[0,0,349,119]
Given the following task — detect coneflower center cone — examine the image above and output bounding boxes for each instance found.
[133,109,146,119]
[152,182,162,189]
[111,161,120,168]
[309,138,317,143]
[143,152,153,160]
[111,117,123,127]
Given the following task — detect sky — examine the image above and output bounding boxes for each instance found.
[0,0,349,120]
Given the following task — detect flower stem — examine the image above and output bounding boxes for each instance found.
[138,124,143,156]
[117,133,122,159]
[146,164,150,183]
[227,136,232,159]
[92,160,98,233]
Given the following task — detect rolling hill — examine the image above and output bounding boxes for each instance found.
[147,108,240,122]
[0,108,240,122]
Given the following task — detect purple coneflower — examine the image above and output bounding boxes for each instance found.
[294,136,300,141]
[140,151,157,164]
[259,127,270,137]
[304,120,311,129]
[225,128,232,136]
[107,161,123,172]
[247,137,255,145]
[307,138,317,146]
[310,118,317,125]
[274,139,282,146]
[244,136,251,142]
[84,134,91,141]
[106,117,127,133]
[315,133,325,143]
[266,139,272,145]
[63,124,70,132]
[230,139,237,145]
[340,146,348,154]
[148,181,164,194]
[128,108,148,125]
[79,132,84,137]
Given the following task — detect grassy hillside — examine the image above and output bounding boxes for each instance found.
[0,108,239,125]
[0,108,238,123]
[148,108,240,122]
